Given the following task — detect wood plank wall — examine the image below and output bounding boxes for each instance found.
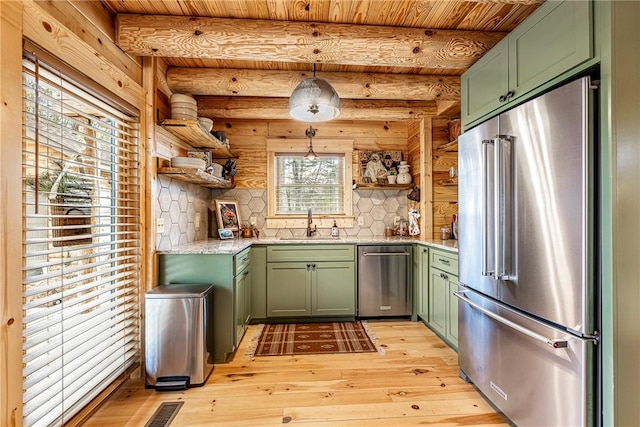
[156,84,456,238]
[431,118,458,239]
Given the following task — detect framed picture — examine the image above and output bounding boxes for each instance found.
[218,228,234,239]
[215,199,241,231]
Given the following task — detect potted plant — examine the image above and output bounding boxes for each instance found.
[387,168,397,185]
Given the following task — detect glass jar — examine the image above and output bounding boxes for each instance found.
[440,226,451,240]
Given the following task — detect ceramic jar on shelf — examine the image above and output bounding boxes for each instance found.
[396,161,412,184]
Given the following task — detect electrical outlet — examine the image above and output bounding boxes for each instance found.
[394,216,400,225]
[357,216,364,226]
[249,216,256,226]
[195,212,201,230]
[156,218,165,234]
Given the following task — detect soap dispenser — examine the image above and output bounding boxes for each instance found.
[331,220,339,237]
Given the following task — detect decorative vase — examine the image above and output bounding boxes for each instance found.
[387,174,397,184]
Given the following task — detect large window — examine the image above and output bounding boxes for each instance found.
[21,53,140,426]
[275,154,345,215]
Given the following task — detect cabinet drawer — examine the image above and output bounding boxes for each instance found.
[234,248,251,275]
[430,249,458,275]
[267,244,355,262]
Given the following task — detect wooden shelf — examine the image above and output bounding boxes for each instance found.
[436,178,458,186]
[157,167,234,189]
[355,183,413,190]
[159,119,236,158]
[434,139,458,152]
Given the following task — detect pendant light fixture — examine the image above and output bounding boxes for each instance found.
[304,126,319,160]
[289,64,341,122]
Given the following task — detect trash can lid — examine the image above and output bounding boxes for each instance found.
[145,284,214,298]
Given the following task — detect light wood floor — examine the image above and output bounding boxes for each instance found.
[84,321,507,426]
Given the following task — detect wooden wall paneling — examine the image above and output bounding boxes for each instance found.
[422,119,434,240]
[34,0,143,83]
[1,2,25,425]
[430,118,458,239]
[216,120,269,136]
[407,120,424,236]
[266,121,408,139]
[227,136,268,189]
[23,1,145,109]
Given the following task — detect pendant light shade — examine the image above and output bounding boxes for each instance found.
[304,126,319,160]
[289,75,341,122]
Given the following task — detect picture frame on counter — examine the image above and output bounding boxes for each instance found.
[215,199,241,232]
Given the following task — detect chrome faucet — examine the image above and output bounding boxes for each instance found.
[306,208,317,237]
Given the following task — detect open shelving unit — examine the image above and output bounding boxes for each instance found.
[156,167,234,189]
[158,119,236,158]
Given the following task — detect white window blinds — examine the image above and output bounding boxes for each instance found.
[275,154,345,214]
[21,53,141,427]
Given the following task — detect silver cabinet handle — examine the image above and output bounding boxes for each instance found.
[363,252,410,256]
[438,258,450,265]
[454,291,568,349]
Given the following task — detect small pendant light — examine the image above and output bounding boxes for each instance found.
[304,126,319,161]
[289,64,341,122]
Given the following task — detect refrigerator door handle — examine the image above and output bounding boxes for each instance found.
[481,139,494,277]
[494,135,514,281]
[454,291,569,349]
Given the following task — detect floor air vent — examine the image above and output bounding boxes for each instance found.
[144,402,184,427]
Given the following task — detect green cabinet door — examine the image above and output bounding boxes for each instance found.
[447,275,459,348]
[509,0,592,97]
[461,38,510,125]
[313,261,355,316]
[267,262,311,317]
[234,266,251,347]
[416,246,430,321]
[428,267,448,338]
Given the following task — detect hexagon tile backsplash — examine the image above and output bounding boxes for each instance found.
[156,176,409,249]
[156,175,210,251]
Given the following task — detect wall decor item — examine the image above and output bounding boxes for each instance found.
[217,228,234,239]
[357,150,403,184]
[215,199,241,231]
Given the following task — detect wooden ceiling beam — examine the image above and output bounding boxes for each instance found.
[167,67,460,101]
[116,14,505,70]
[195,96,439,121]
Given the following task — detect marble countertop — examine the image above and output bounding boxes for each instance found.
[157,236,458,255]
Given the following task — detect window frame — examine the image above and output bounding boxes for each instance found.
[266,138,354,229]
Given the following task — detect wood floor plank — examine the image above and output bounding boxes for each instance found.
[83,321,508,427]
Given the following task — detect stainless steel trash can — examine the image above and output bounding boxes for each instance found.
[145,284,214,390]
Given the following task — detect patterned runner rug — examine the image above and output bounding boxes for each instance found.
[250,321,378,357]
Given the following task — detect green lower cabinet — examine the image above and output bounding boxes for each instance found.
[313,262,355,316]
[267,261,355,318]
[266,245,356,319]
[428,267,448,338]
[158,250,252,364]
[415,245,430,321]
[267,262,312,317]
[428,266,458,349]
[447,275,459,345]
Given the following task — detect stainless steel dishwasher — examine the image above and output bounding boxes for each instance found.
[358,245,412,317]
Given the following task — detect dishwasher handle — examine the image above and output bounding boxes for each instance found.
[362,251,410,257]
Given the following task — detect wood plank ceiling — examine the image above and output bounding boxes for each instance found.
[103,0,542,121]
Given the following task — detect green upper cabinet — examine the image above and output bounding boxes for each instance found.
[461,38,510,125]
[462,0,593,127]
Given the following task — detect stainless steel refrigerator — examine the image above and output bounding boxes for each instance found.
[457,76,600,426]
